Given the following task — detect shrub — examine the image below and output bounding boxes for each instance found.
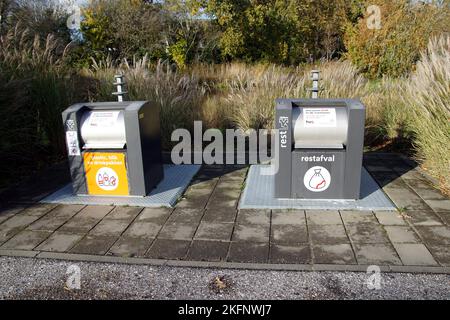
[344,0,450,78]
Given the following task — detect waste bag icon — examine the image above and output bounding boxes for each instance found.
[309,169,326,190]
[303,166,331,192]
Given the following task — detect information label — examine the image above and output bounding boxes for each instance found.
[66,131,80,156]
[303,108,337,127]
[83,152,129,196]
[88,111,120,127]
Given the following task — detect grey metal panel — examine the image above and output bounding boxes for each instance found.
[274,99,293,198]
[240,165,396,210]
[344,99,365,199]
[40,165,200,208]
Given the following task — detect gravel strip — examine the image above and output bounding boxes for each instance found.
[0,257,448,300]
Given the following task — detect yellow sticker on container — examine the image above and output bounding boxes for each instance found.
[83,152,129,196]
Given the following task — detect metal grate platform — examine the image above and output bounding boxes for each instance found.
[239,165,396,210]
[40,165,201,208]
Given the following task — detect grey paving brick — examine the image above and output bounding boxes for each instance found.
[403,210,443,226]
[158,222,197,240]
[232,224,269,243]
[384,226,420,243]
[27,204,84,231]
[271,210,305,225]
[166,208,204,224]
[0,215,41,244]
[123,221,163,239]
[427,245,450,266]
[345,223,390,244]
[271,224,308,244]
[269,244,311,264]
[393,243,438,266]
[187,240,229,262]
[424,200,450,212]
[108,236,152,258]
[35,232,84,252]
[340,210,378,224]
[194,222,234,241]
[306,210,342,225]
[104,206,142,221]
[146,239,190,260]
[435,212,450,226]
[414,226,450,245]
[17,204,58,217]
[405,180,447,200]
[374,211,407,225]
[202,208,237,223]
[135,207,172,224]
[228,242,269,263]
[1,230,51,250]
[70,235,118,255]
[59,205,114,233]
[309,224,349,245]
[313,244,356,264]
[89,219,131,237]
[353,243,402,265]
[236,209,270,225]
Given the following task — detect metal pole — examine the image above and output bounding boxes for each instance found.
[311,70,320,99]
[113,74,128,102]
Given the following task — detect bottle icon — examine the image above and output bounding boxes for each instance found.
[309,169,326,190]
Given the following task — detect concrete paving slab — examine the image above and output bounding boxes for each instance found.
[269,244,311,264]
[35,231,84,252]
[236,209,270,225]
[108,236,152,258]
[271,224,308,244]
[405,180,447,200]
[271,210,306,225]
[309,224,349,245]
[104,206,142,221]
[306,210,342,225]
[228,242,269,263]
[404,210,443,226]
[202,208,237,223]
[194,222,234,241]
[1,230,51,250]
[384,226,420,243]
[207,198,238,209]
[16,203,58,217]
[345,223,390,244]
[26,204,84,231]
[424,200,450,212]
[158,222,197,240]
[393,243,438,266]
[232,224,269,243]
[0,215,42,244]
[135,208,172,224]
[166,208,204,224]
[435,212,450,226]
[187,240,229,262]
[89,219,131,237]
[313,244,356,264]
[414,226,450,245]
[353,243,402,265]
[58,205,114,233]
[0,205,27,224]
[70,235,118,255]
[375,211,407,225]
[427,245,450,266]
[340,210,378,224]
[123,221,163,239]
[146,239,190,260]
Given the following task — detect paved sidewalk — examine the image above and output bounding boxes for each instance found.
[0,153,449,272]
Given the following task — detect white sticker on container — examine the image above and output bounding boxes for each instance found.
[66,131,80,156]
[303,108,337,127]
[88,111,120,127]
